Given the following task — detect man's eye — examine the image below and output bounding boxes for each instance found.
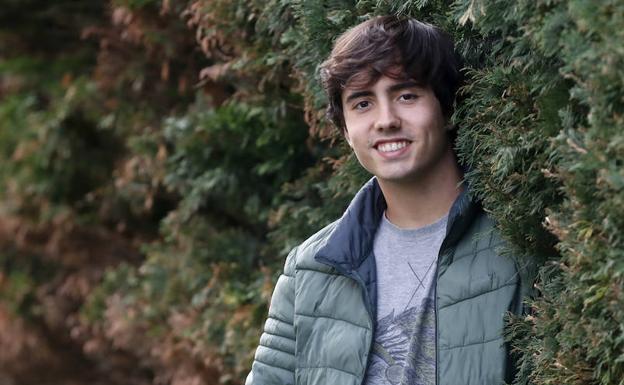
[399,93,418,101]
[355,101,370,110]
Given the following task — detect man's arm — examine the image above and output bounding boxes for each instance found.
[245,247,298,385]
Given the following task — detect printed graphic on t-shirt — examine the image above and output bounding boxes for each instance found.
[364,297,436,385]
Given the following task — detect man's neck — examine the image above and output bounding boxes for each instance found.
[378,150,464,229]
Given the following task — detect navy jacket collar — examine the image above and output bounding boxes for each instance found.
[315,178,386,272]
[315,177,480,271]
[314,177,481,321]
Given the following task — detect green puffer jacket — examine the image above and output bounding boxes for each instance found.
[246,178,531,385]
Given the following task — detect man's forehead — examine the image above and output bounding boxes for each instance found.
[341,75,425,98]
[345,65,403,86]
[344,76,421,90]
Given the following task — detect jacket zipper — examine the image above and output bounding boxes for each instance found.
[352,272,374,385]
[436,229,454,385]
[434,256,440,385]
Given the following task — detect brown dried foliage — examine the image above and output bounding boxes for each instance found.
[0,213,146,385]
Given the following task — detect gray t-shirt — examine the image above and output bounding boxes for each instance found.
[363,212,448,385]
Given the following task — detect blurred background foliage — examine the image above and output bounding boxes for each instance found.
[0,0,622,384]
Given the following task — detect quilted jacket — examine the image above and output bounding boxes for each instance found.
[246,178,530,385]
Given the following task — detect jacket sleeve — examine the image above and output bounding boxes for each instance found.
[245,246,298,385]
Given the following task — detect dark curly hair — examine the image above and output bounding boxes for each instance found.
[319,16,462,132]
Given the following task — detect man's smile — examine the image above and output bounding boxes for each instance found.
[374,140,411,153]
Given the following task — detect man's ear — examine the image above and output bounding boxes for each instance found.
[444,120,454,131]
[442,114,456,131]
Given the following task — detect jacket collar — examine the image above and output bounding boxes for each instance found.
[315,176,481,273]
[315,178,386,272]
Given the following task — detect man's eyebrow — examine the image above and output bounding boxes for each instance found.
[344,90,373,103]
[388,80,422,92]
[344,80,424,103]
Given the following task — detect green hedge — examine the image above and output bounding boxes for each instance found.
[0,0,622,384]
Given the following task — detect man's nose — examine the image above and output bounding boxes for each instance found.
[373,103,401,131]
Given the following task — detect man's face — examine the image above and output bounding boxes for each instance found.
[341,74,452,186]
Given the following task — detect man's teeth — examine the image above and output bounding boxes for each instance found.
[377,141,409,153]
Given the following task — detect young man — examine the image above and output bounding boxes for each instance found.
[246,16,529,385]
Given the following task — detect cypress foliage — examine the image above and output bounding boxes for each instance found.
[450,1,624,383]
[0,0,622,384]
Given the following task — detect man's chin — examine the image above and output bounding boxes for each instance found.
[375,172,424,186]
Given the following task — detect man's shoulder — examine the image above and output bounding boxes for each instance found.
[453,208,532,282]
[284,220,340,275]
[473,211,513,254]
[456,209,509,256]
